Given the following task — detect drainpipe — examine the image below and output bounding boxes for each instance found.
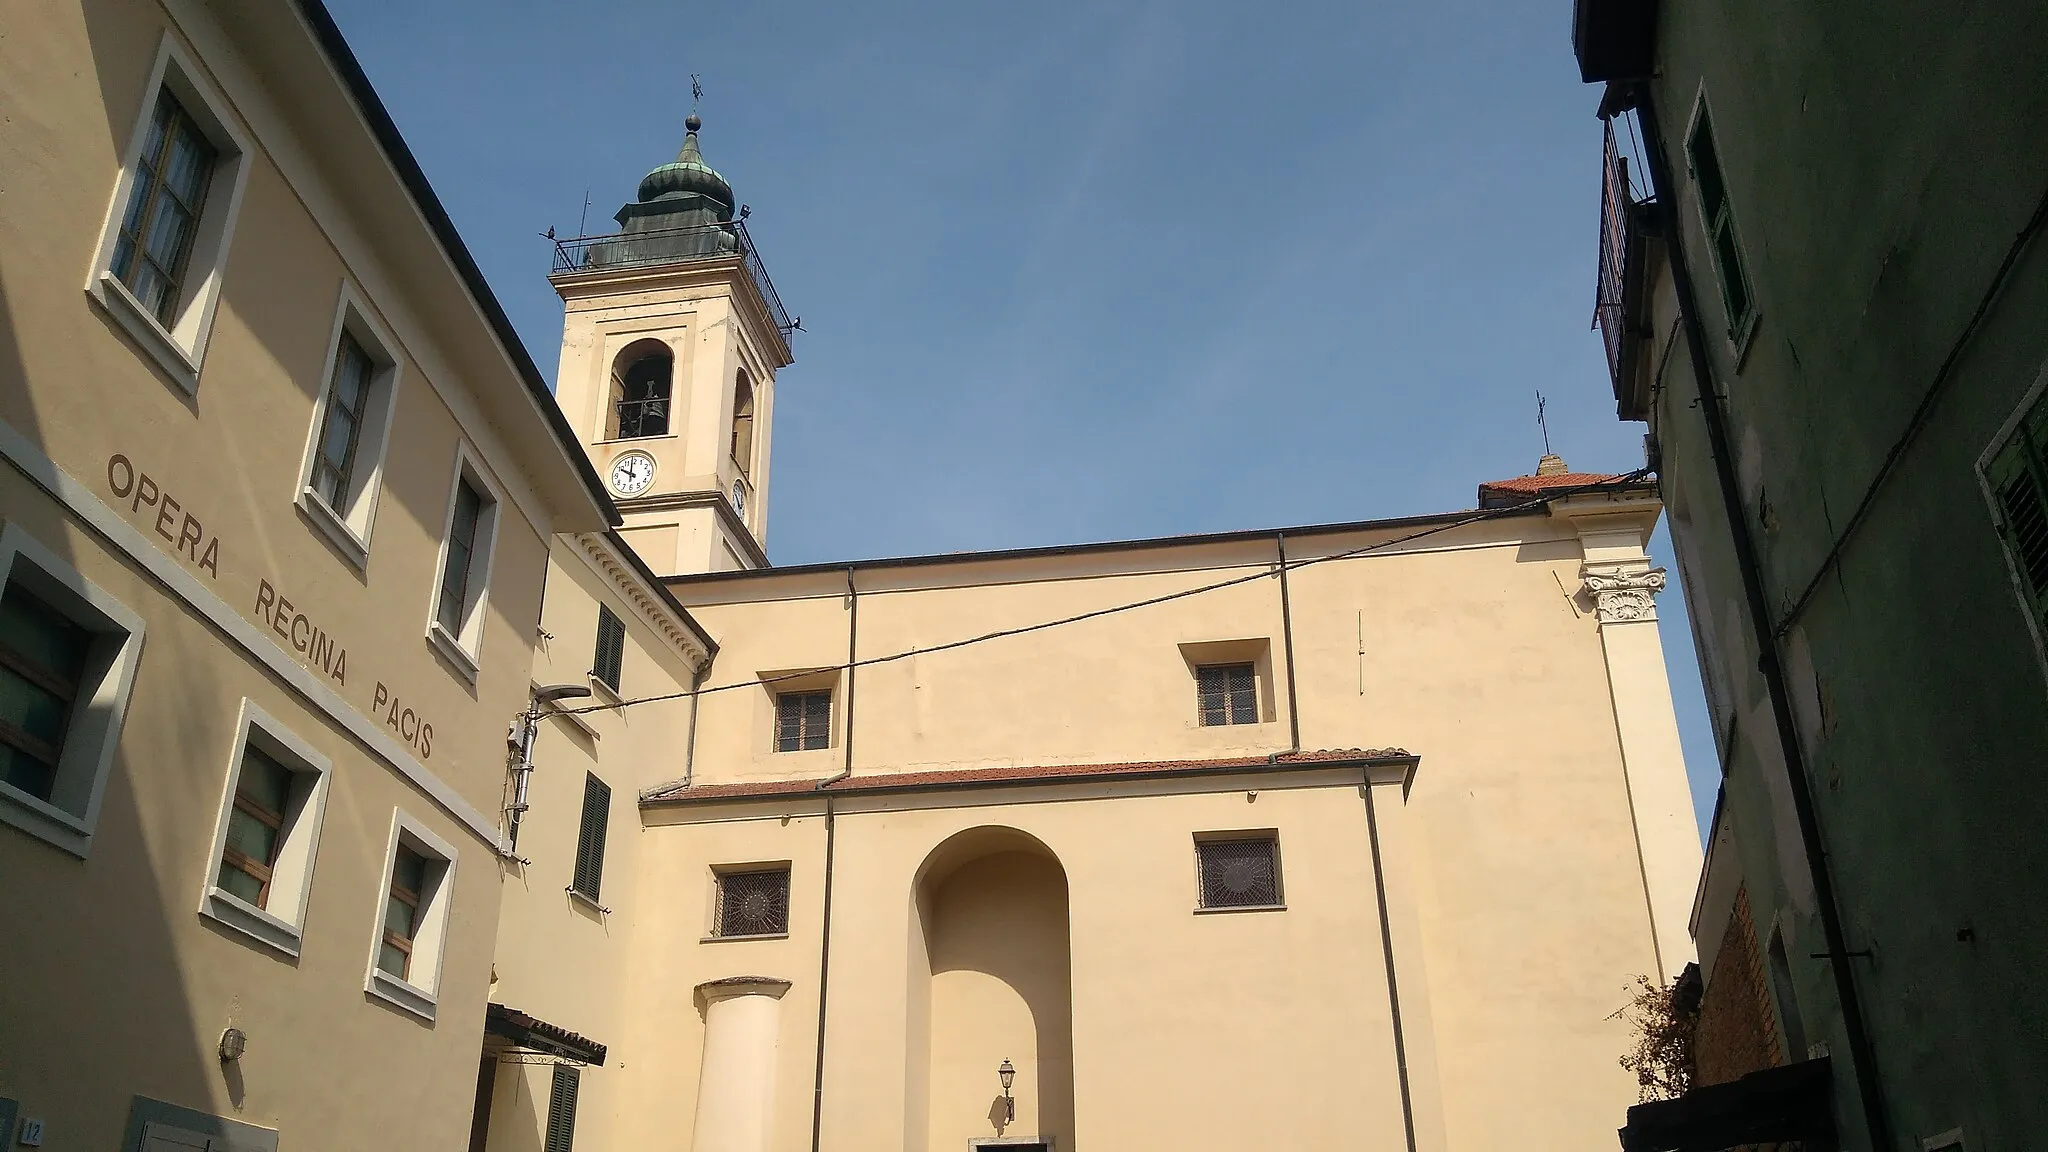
[1276,532,1302,755]
[1361,767,1419,1152]
[809,567,858,1152]
[680,660,707,788]
[1629,85,1893,1151]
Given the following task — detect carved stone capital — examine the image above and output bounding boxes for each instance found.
[1581,566,1667,624]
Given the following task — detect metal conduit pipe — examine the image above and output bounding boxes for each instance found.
[1630,84,1894,1151]
[809,567,858,1152]
[1276,532,1302,755]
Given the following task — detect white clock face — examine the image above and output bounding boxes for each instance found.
[732,479,746,515]
[610,451,656,497]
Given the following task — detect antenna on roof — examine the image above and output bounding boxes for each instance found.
[1536,390,1553,456]
[577,189,590,237]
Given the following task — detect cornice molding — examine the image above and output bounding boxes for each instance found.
[569,532,715,672]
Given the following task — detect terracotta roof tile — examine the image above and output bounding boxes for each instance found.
[1476,470,1641,509]
[641,747,1414,805]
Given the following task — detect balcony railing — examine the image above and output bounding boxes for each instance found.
[1594,117,1653,419]
[551,219,795,341]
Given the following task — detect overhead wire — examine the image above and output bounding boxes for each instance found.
[562,469,1653,716]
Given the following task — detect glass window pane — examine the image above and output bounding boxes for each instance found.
[385,893,417,941]
[1688,112,1726,219]
[238,748,294,813]
[117,169,157,242]
[142,100,172,172]
[1714,224,1751,326]
[142,200,195,270]
[318,406,359,474]
[394,846,429,894]
[0,587,93,683]
[377,941,409,977]
[1,744,56,800]
[129,264,170,318]
[216,860,265,905]
[163,123,213,206]
[0,669,70,747]
[224,805,280,865]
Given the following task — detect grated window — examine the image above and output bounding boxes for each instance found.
[774,689,832,752]
[1196,836,1281,908]
[1196,663,1258,727]
[714,867,790,937]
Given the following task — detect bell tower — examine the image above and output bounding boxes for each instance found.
[549,115,796,576]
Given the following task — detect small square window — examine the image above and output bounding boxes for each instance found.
[365,811,458,1021]
[1195,663,1259,727]
[200,701,333,957]
[774,690,832,752]
[427,450,501,678]
[713,867,791,937]
[1195,835,1282,910]
[0,525,147,859]
[592,605,626,694]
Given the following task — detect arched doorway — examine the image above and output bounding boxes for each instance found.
[907,828,1075,1152]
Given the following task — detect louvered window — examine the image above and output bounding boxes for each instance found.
[774,690,832,752]
[592,605,626,693]
[1685,99,1757,341]
[1196,836,1282,909]
[714,867,791,937]
[1196,663,1258,727]
[1988,400,2048,629]
[572,773,611,901]
[544,1063,581,1152]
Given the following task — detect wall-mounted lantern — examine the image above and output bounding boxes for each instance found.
[218,1027,247,1063]
[998,1058,1016,1122]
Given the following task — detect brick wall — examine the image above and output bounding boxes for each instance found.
[1694,885,1782,1086]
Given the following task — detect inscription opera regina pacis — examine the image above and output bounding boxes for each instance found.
[105,452,439,760]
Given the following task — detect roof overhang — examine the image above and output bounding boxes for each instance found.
[484,1003,608,1066]
[1572,0,1661,83]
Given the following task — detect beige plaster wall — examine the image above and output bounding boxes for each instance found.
[0,0,590,1145]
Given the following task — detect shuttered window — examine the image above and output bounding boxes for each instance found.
[544,1064,581,1152]
[1988,399,2048,630]
[1196,835,1282,909]
[592,605,626,693]
[774,690,832,752]
[572,773,611,900]
[1685,100,1756,341]
[1195,663,1258,726]
[714,867,791,937]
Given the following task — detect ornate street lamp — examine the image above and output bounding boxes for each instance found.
[998,1058,1016,1123]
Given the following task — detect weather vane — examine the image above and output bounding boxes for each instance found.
[691,74,703,113]
[1536,390,1553,456]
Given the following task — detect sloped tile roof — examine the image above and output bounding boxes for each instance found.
[641,747,1414,805]
[1476,470,1640,508]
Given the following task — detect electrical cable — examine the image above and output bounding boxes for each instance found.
[563,470,1652,716]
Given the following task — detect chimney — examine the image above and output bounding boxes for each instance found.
[1536,453,1568,477]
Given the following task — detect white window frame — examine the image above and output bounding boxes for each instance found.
[364,808,458,1022]
[424,444,502,682]
[196,699,333,958]
[295,282,403,570]
[0,524,147,859]
[84,33,253,394]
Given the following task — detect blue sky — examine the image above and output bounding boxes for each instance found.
[327,0,1720,839]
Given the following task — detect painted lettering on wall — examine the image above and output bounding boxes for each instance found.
[372,682,434,759]
[254,579,349,686]
[106,454,220,577]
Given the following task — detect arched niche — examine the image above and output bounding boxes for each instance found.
[608,338,674,440]
[906,827,1075,1152]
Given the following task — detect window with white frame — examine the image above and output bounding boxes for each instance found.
[0,525,146,858]
[297,286,401,567]
[198,701,332,957]
[365,810,458,1021]
[89,36,252,391]
[427,451,501,677]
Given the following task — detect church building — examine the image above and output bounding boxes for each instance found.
[476,119,1704,1152]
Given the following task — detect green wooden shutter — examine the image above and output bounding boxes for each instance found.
[544,1064,580,1152]
[1989,408,2048,626]
[573,773,611,900]
[592,605,625,693]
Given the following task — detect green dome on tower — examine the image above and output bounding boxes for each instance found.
[633,115,734,216]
